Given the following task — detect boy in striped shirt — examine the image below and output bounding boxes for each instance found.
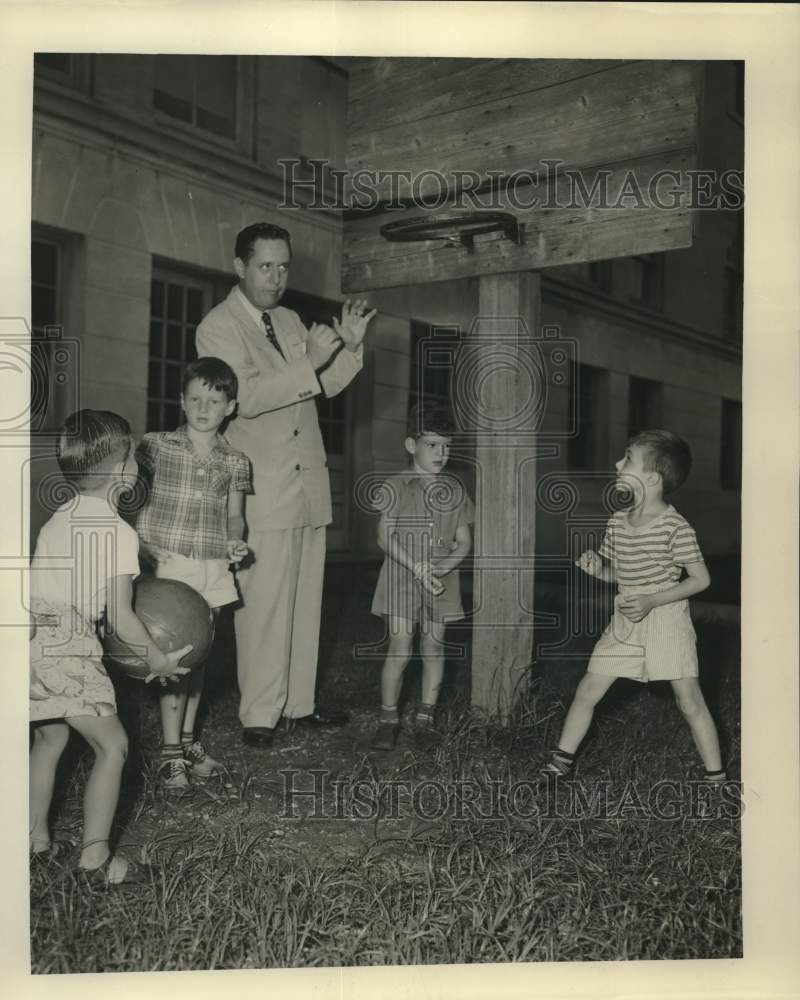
[544,430,726,784]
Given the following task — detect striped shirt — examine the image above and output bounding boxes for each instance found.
[598,505,703,588]
[136,426,252,560]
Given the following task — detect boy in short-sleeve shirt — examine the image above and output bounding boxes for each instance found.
[369,404,473,751]
[136,358,252,792]
[543,430,727,786]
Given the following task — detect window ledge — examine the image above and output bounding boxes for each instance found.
[34,78,342,222]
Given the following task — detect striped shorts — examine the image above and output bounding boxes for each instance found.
[587,583,698,683]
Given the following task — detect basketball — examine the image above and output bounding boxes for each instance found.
[102,576,215,680]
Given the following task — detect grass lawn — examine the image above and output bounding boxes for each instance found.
[30,567,741,972]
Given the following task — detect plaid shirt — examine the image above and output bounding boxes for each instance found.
[136,426,252,559]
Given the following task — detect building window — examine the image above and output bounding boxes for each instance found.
[720,398,742,490]
[724,213,744,343]
[34,53,90,92]
[148,268,232,431]
[569,362,607,469]
[32,240,59,334]
[587,260,613,294]
[408,322,456,417]
[630,253,664,311]
[31,229,83,432]
[31,238,60,432]
[153,55,237,140]
[628,376,662,436]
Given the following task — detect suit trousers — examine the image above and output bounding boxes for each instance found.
[235,525,326,728]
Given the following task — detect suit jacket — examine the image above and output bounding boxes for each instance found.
[196,287,363,530]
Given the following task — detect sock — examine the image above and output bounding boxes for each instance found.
[546,747,575,775]
[704,768,727,784]
[180,730,195,748]
[379,705,399,725]
[161,743,182,762]
[416,703,436,727]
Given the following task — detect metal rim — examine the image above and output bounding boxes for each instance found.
[379,212,524,252]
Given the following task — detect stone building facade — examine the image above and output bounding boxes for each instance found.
[31,54,742,580]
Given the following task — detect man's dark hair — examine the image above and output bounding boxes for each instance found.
[629,429,693,495]
[234,222,292,264]
[57,410,132,486]
[182,357,238,401]
[407,401,454,440]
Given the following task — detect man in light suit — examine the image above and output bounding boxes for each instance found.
[196,222,375,746]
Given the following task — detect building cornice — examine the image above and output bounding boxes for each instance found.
[542,274,743,363]
[33,81,343,234]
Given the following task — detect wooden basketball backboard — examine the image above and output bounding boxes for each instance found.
[342,59,702,291]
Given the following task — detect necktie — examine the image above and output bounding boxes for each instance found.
[261,311,284,359]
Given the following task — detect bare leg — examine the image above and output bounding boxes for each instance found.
[159,676,190,747]
[179,663,206,739]
[380,617,415,710]
[670,677,723,772]
[68,714,128,879]
[557,672,619,755]
[419,617,446,709]
[181,608,219,740]
[29,721,69,853]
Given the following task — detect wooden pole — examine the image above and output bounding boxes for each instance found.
[469,272,540,722]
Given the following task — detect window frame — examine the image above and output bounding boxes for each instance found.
[627,375,663,437]
[568,361,609,470]
[629,253,665,312]
[33,53,91,93]
[151,54,243,149]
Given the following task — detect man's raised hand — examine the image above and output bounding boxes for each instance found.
[307,323,341,370]
[333,299,377,350]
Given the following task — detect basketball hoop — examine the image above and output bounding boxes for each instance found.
[380,211,525,255]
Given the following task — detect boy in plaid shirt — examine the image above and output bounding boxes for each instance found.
[136,357,252,792]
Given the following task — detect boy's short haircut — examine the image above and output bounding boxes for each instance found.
[57,409,132,485]
[235,222,292,263]
[630,429,692,495]
[182,357,238,401]
[407,401,454,440]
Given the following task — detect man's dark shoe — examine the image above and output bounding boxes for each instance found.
[295,707,349,727]
[242,726,276,747]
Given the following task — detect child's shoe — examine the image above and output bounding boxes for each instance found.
[370,722,399,751]
[540,747,575,779]
[183,740,223,778]
[159,756,190,794]
[412,705,440,750]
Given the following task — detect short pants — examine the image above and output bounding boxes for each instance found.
[154,550,238,609]
[371,560,465,623]
[29,599,116,721]
[587,583,699,683]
